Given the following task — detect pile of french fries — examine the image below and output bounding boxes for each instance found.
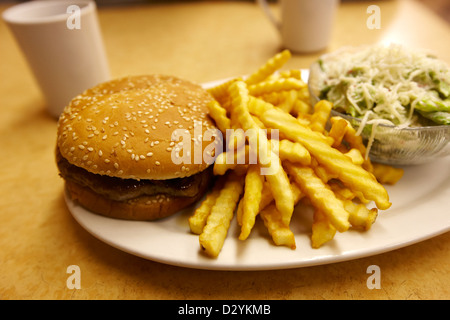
[189,50,404,258]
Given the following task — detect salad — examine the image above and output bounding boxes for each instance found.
[317,44,450,127]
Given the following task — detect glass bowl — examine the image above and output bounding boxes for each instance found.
[308,60,450,166]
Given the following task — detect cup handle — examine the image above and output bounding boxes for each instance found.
[257,0,281,31]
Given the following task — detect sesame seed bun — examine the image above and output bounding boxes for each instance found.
[57,74,217,180]
[56,74,218,220]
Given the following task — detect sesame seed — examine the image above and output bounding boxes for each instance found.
[146,152,153,157]
[114,162,119,169]
[98,150,103,157]
[104,159,110,163]
[102,135,108,140]
[155,161,161,166]
[78,145,85,150]
[139,155,145,160]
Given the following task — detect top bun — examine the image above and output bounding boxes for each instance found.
[56,75,218,180]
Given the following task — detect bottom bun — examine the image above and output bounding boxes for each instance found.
[65,180,208,221]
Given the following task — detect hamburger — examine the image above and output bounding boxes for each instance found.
[56,74,218,220]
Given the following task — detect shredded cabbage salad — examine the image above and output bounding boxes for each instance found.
[318,44,450,127]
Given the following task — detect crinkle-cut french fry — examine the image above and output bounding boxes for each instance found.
[258,180,303,213]
[251,115,266,129]
[285,162,350,232]
[248,78,306,97]
[292,99,312,118]
[311,209,336,248]
[229,81,295,223]
[258,181,274,212]
[344,148,365,166]
[207,77,242,105]
[258,91,286,106]
[236,197,244,226]
[244,49,291,85]
[328,180,356,201]
[226,127,246,151]
[371,162,404,185]
[260,203,296,249]
[271,139,311,166]
[259,108,391,210]
[313,163,338,183]
[264,152,295,226]
[199,172,244,258]
[329,117,349,148]
[250,98,331,145]
[309,100,333,133]
[343,200,378,231]
[339,117,374,172]
[248,96,276,116]
[239,165,265,240]
[279,69,303,80]
[189,177,225,234]
[213,145,252,175]
[228,81,258,139]
[276,90,300,113]
[207,99,231,134]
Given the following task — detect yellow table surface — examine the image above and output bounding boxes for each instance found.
[1,0,449,300]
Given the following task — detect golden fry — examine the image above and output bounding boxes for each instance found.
[207,99,231,134]
[244,49,291,85]
[248,78,306,97]
[344,148,365,166]
[371,162,404,185]
[311,209,336,248]
[259,108,391,210]
[309,100,333,133]
[189,177,225,234]
[285,162,350,232]
[260,203,296,249]
[199,172,245,258]
[264,152,295,226]
[274,139,311,166]
[239,165,265,240]
[190,49,400,258]
[343,200,378,231]
[207,77,242,106]
[329,117,348,148]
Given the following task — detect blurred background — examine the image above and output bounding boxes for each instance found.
[0,0,448,23]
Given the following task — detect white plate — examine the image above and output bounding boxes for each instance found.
[65,72,450,270]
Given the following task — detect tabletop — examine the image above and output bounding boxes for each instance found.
[0,0,449,300]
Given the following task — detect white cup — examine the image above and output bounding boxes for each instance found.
[2,0,110,118]
[257,0,339,53]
